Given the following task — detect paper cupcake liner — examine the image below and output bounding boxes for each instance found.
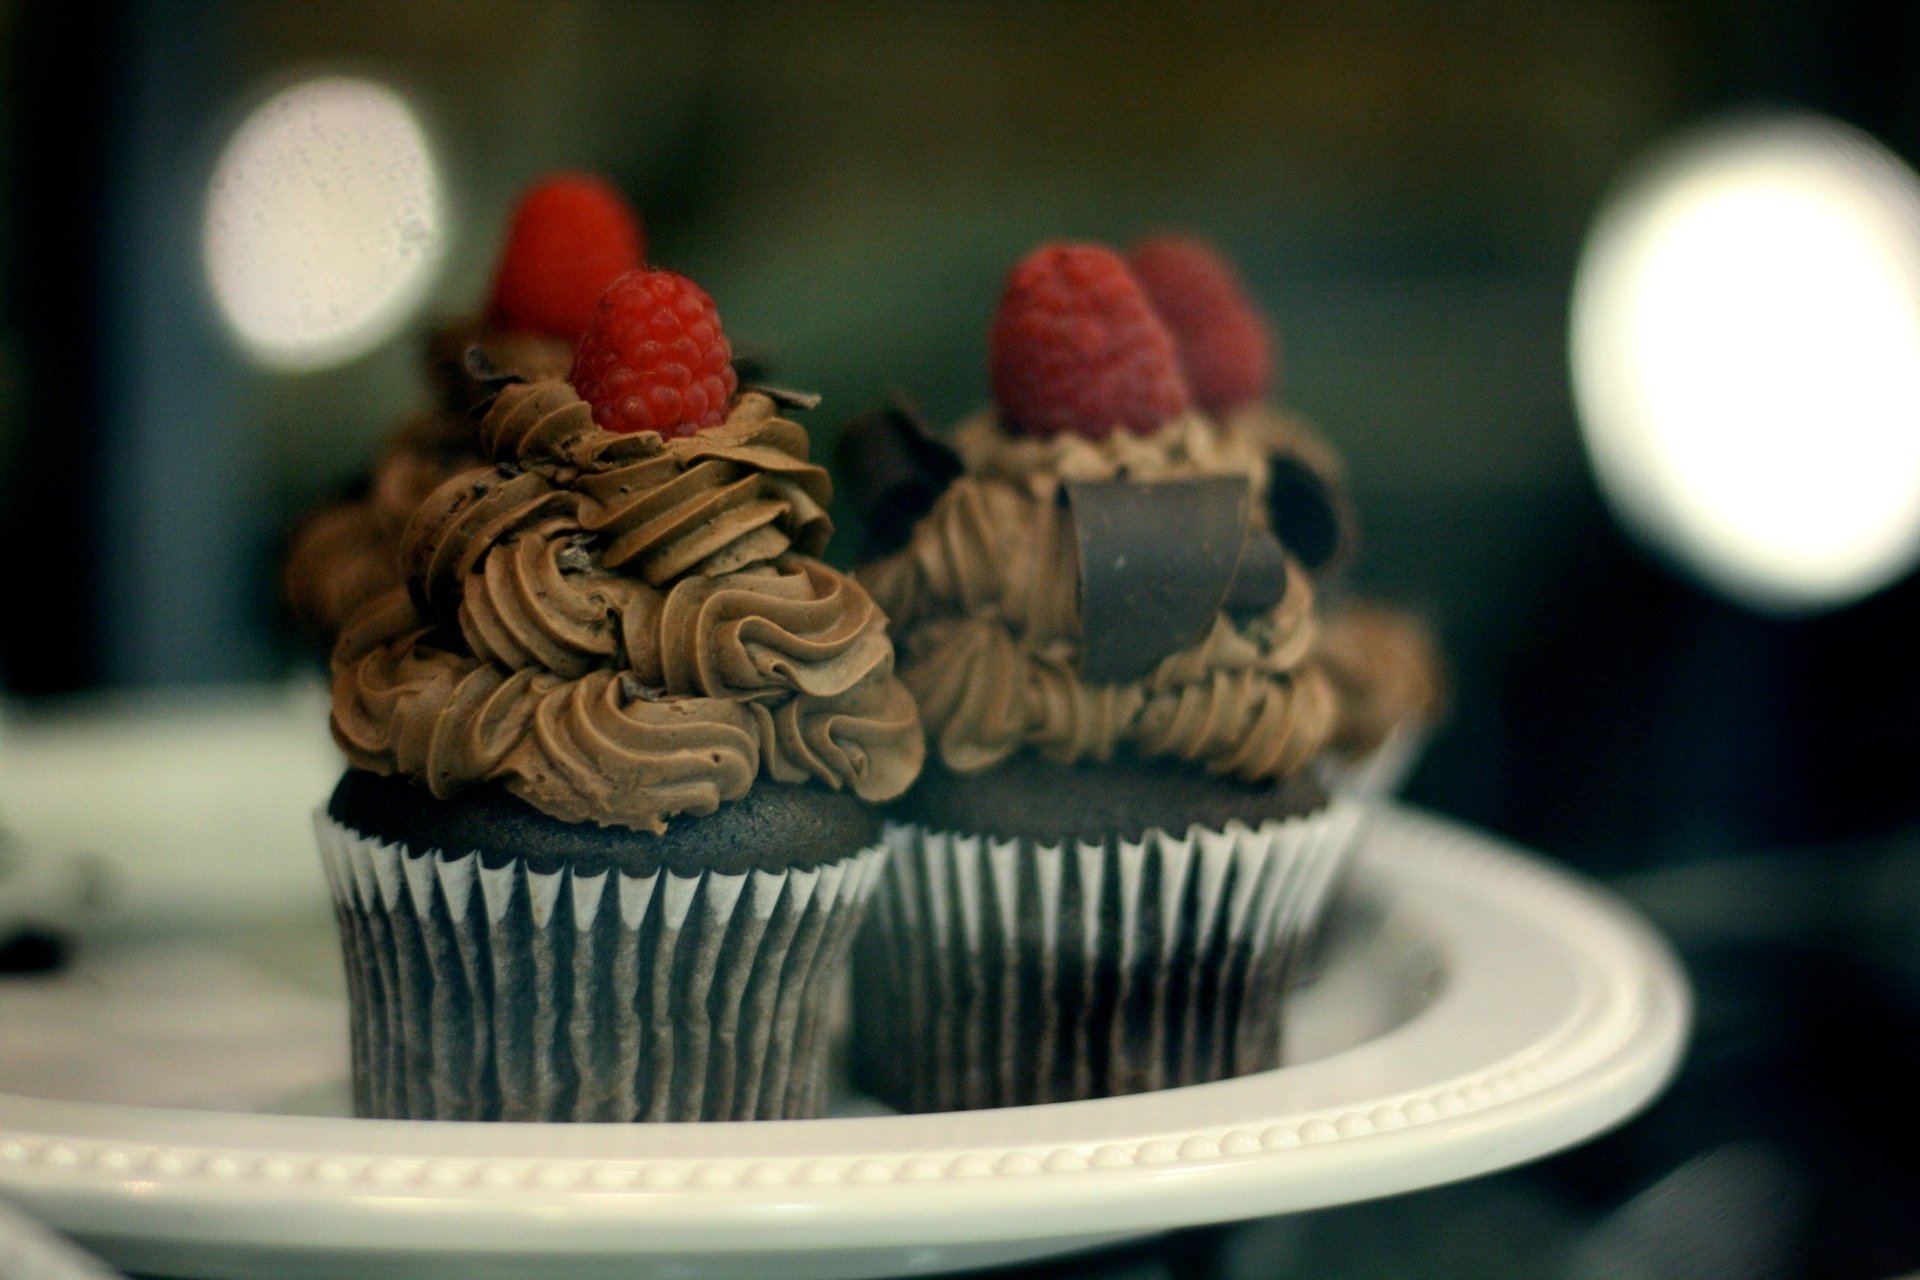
[1332,722,1430,801]
[850,800,1361,1113]
[314,813,887,1122]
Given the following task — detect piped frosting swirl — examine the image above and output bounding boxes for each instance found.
[860,467,1335,782]
[331,381,922,832]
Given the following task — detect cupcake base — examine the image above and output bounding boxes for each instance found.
[853,757,1359,1113]
[318,771,886,1122]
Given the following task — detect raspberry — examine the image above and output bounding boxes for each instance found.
[989,243,1190,439]
[1128,235,1274,416]
[489,173,646,340]
[570,269,737,437]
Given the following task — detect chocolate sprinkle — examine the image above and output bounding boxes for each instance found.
[836,395,964,556]
[1066,476,1253,683]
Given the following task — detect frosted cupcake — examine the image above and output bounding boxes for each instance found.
[317,266,922,1122]
[847,243,1360,1112]
[284,174,641,644]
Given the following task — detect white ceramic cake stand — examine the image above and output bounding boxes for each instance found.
[0,806,1689,1280]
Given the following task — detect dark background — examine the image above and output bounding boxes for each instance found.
[3,2,1919,1276]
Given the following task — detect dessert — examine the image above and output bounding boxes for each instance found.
[315,266,923,1122]
[283,174,643,644]
[845,243,1362,1112]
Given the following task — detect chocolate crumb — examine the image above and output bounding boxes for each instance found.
[617,672,664,705]
[555,542,593,574]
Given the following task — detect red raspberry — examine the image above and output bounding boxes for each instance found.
[489,173,646,340]
[570,269,737,437]
[989,243,1190,439]
[1128,235,1274,416]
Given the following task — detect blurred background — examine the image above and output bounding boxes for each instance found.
[3,1,1920,1276]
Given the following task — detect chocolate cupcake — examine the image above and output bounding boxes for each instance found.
[283,174,638,645]
[844,243,1361,1113]
[316,266,923,1122]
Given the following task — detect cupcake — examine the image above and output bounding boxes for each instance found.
[316,266,923,1122]
[283,174,642,644]
[845,243,1362,1113]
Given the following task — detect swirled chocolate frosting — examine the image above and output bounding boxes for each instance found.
[284,325,577,644]
[331,381,924,833]
[917,405,1435,768]
[860,471,1336,782]
[1316,601,1445,760]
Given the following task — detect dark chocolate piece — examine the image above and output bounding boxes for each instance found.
[463,345,530,420]
[1066,475,1251,683]
[741,384,822,412]
[1268,453,1353,573]
[0,929,67,975]
[836,395,964,555]
[730,349,775,385]
[328,769,877,877]
[893,750,1327,844]
[1224,525,1290,617]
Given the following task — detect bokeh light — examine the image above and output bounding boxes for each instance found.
[1571,114,1920,613]
[203,76,444,371]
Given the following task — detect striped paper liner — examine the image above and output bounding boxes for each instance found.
[852,801,1361,1113]
[315,813,887,1122]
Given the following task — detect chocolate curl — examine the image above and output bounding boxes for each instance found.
[1267,453,1354,574]
[835,395,964,555]
[1066,475,1287,683]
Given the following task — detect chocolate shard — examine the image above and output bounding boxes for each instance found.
[1066,476,1252,683]
[743,384,823,412]
[836,393,964,556]
[731,348,776,386]
[1224,525,1289,616]
[463,346,530,419]
[1267,453,1353,573]
[463,345,528,391]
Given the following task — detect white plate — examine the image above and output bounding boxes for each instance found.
[0,681,339,932]
[0,808,1689,1280]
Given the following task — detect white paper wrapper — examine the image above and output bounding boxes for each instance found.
[314,813,887,1122]
[1331,722,1431,801]
[851,800,1361,1113]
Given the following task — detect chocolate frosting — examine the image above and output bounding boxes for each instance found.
[860,472,1334,782]
[1316,601,1445,759]
[936,403,1429,761]
[331,382,923,833]
[283,412,485,641]
[284,323,578,644]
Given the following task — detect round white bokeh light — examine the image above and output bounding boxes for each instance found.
[204,76,444,371]
[1571,114,1920,613]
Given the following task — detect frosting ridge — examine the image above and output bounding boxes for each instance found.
[332,381,922,832]
[863,473,1335,782]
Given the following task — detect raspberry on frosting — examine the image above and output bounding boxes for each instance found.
[488,173,646,340]
[1128,235,1275,417]
[570,268,739,438]
[989,243,1191,440]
